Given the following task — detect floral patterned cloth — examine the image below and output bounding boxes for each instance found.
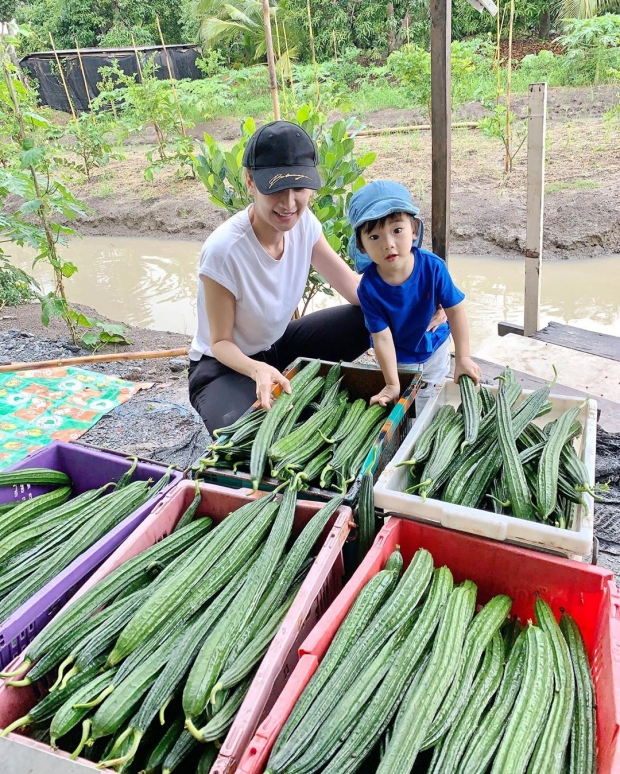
[0,366,149,468]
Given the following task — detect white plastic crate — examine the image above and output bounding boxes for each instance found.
[374,379,597,558]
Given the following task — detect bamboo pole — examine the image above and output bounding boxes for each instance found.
[131,34,166,158]
[50,32,92,179]
[131,34,144,81]
[282,22,296,106]
[356,121,477,137]
[495,1,501,106]
[332,30,338,63]
[262,0,280,120]
[306,0,320,106]
[274,13,288,116]
[505,0,514,173]
[155,16,187,137]
[74,39,93,111]
[0,348,190,374]
[48,32,77,122]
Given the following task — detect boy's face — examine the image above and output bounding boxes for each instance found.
[359,213,417,268]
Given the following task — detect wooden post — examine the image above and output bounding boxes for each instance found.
[430,0,451,262]
[263,0,280,120]
[524,82,547,337]
[505,0,514,172]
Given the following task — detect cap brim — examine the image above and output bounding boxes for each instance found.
[252,166,321,195]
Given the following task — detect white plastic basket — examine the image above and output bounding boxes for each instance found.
[374,379,597,558]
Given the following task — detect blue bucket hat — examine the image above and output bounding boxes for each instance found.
[347,180,423,273]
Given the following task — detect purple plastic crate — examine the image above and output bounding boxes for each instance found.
[0,441,182,668]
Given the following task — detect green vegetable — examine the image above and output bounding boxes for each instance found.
[490,624,554,774]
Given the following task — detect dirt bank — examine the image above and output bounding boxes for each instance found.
[65,84,620,259]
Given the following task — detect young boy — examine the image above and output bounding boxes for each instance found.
[348,180,481,410]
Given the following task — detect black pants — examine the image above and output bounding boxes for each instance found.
[189,305,370,434]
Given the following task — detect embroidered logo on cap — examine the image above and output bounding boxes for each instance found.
[268,173,313,188]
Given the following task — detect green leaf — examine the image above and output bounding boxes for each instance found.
[327,234,342,252]
[80,331,101,348]
[18,199,43,215]
[331,121,346,142]
[60,262,78,278]
[23,112,53,130]
[357,152,377,168]
[40,294,66,327]
[20,147,46,168]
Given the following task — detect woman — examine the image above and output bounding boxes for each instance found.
[188,120,444,434]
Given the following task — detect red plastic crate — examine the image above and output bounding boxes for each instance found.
[0,481,353,773]
[238,517,620,774]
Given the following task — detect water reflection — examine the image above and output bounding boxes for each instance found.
[7,237,620,353]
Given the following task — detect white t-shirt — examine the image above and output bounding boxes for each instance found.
[189,206,323,360]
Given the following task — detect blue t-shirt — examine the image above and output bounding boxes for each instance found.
[357,248,465,364]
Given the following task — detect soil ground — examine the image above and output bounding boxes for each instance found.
[64,83,620,259]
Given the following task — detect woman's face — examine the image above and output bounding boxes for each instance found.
[246,172,313,233]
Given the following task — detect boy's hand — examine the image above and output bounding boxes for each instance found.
[454,356,482,385]
[370,383,401,407]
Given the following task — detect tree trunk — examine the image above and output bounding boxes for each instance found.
[387,2,396,52]
[539,8,550,39]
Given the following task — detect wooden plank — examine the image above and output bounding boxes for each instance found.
[524,82,547,336]
[498,322,524,337]
[430,0,451,262]
[475,334,620,403]
[532,322,620,363]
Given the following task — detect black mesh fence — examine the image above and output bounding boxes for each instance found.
[20,45,202,112]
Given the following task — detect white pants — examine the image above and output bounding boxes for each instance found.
[400,338,451,415]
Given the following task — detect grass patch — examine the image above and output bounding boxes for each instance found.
[545,179,601,193]
[352,84,413,115]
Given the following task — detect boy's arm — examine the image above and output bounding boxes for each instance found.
[371,328,402,407]
[444,301,482,384]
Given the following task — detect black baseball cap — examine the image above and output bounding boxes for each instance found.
[242,121,321,195]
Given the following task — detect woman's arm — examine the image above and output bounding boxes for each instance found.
[204,276,291,408]
[310,234,360,305]
[370,328,402,407]
[444,301,482,384]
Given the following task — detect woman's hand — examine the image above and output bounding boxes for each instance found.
[253,362,291,410]
[427,305,447,332]
[370,383,401,408]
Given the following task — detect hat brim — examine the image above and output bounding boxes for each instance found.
[252,165,321,195]
[350,204,420,232]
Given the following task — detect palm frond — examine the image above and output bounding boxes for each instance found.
[200,17,256,44]
[558,0,614,17]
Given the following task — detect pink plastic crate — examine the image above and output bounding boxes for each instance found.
[0,480,353,772]
[238,517,620,774]
[0,441,182,669]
